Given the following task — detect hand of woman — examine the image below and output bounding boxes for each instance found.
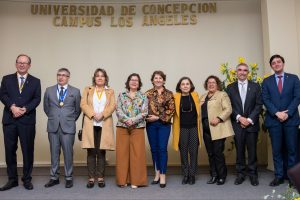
[124,119,133,126]
[210,117,220,126]
[146,115,159,122]
[94,112,103,122]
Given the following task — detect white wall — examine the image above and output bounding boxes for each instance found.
[0,0,264,166]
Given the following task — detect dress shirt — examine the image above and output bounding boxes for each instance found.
[17,73,28,87]
[275,72,285,86]
[56,84,68,100]
[236,80,253,125]
[93,87,107,127]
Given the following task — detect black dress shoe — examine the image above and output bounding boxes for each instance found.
[44,179,59,188]
[207,177,217,184]
[182,176,189,185]
[24,182,33,190]
[250,176,259,186]
[234,176,245,185]
[269,178,284,187]
[65,180,73,188]
[0,180,18,191]
[189,176,195,185]
[151,179,160,185]
[86,180,94,188]
[288,180,295,188]
[160,183,166,188]
[216,178,226,185]
[98,180,105,188]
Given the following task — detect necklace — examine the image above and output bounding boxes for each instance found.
[181,94,193,112]
[96,87,104,101]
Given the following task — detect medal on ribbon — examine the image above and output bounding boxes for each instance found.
[57,86,67,107]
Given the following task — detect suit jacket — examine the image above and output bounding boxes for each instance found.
[226,80,262,133]
[80,86,115,150]
[44,84,81,134]
[172,91,202,151]
[199,90,234,140]
[0,73,41,125]
[262,73,300,128]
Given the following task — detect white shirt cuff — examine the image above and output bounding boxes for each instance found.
[236,114,241,122]
[247,118,254,125]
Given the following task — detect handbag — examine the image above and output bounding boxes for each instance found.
[77,116,84,141]
[78,88,89,141]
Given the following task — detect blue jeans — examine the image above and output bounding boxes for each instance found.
[269,125,298,179]
[146,121,171,174]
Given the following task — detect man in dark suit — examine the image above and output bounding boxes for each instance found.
[262,54,300,187]
[227,63,262,186]
[0,54,41,191]
[43,68,81,188]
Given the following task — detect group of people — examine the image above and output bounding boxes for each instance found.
[0,53,299,191]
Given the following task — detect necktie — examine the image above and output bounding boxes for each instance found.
[59,87,64,99]
[240,82,246,111]
[19,76,25,93]
[278,75,283,93]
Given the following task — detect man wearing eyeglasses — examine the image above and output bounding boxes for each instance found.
[0,54,41,191]
[226,63,262,186]
[43,68,81,188]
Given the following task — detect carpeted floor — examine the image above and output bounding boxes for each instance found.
[0,166,291,200]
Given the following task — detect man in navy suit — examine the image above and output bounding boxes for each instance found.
[262,54,300,187]
[0,54,41,191]
[227,63,262,186]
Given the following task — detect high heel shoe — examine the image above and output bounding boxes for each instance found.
[86,180,95,188]
[189,176,195,185]
[98,179,105,188]
[131,185,138,189]
[182,176,189,185]
[159,179,166,188]
[151,178,160,185]
[118,184,127,188]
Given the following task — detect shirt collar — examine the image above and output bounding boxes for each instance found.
[17,73,28,79]
[125,90,141,98]
[238,79,248,85]
[96,85,108,90]
[153,86,165,93]
[275,72,285,78]
[58,84,68,90]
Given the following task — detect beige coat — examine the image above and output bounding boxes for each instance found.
[80,86,116,150]
[199,90,234,140]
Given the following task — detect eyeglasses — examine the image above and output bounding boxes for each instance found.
[57,74,70,77]
[16,62,29,65]
[181,95,193,113]
[130,79,139,82]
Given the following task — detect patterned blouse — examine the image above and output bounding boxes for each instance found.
[116,91,148,128]
[145,87,175,123]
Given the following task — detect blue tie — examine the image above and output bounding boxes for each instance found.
[59,87,64,98]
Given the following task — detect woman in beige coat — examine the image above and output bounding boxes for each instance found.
[80,68,115,188]
[200,75,234,185]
